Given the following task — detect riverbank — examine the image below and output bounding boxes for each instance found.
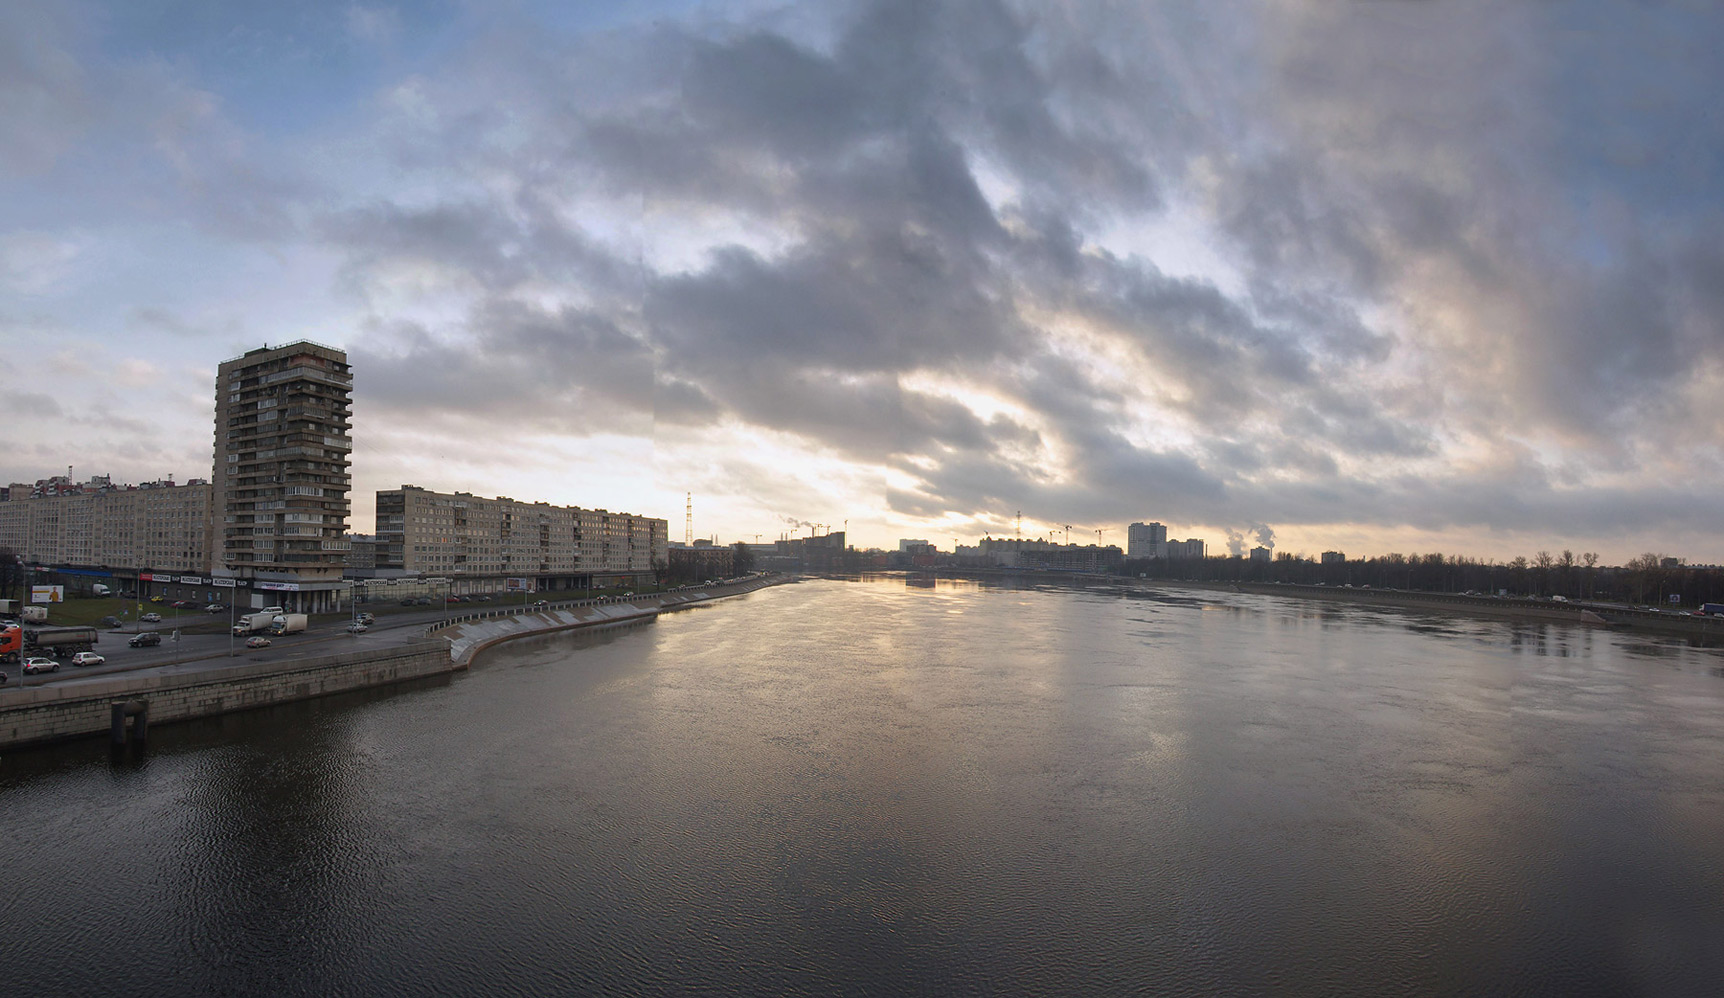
[910,568,1724,642]
[0,575,790,751]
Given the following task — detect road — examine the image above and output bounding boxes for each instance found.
[1,607,458,688]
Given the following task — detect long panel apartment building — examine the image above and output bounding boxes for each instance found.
[372,485,668,591]
[0,476,213,587]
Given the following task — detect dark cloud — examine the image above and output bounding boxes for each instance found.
[300,0,1724,548]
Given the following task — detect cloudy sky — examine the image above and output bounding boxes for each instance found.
[3,0,1721,564]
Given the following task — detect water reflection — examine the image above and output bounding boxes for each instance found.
[2,577,1722,996]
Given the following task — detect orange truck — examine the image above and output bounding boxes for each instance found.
[0,624,20,664]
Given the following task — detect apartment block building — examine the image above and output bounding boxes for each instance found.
[0,477,213,586]
[372,485,668,591]
[211,342,353,610]
[1127,521,1169,559]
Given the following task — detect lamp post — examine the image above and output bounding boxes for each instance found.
[15,556,24,691]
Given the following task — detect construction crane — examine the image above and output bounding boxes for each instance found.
[1016,511,1023,539]
[685,493,693,546]
[1063,524,1072,546]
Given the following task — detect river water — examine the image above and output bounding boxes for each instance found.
[3,576,1723,996]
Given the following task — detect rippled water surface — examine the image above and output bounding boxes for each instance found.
[5,577,1724,996]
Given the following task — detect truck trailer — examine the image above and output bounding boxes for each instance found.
[270,613,309,636]
[25,626,99,655]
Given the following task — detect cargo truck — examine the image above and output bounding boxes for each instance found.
[0,624,20,664]
[22,605,48,624]
[232,611,278,636]
[25,626,99,655]
[270,613,308,636]
[91,583,111,597]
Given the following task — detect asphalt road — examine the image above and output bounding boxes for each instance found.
[1,607,458,688]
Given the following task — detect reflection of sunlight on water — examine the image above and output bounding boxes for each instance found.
[3,575,1724,996]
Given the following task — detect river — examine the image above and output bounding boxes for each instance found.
[3,575,1722,996]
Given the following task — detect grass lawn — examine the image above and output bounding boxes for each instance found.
[18,597,229,633]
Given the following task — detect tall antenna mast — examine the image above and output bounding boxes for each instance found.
[685,492,693,545]
[1016,510,1022,539]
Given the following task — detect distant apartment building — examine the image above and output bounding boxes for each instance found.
[0,476,213,586]
[975,537,1124,572]
[211,342,354,610]
[1250,546,1272,562]
[1128,521,1169,559]
[1166,538,1206,560]
[1321,551,1346,565]
[345,533,379,571]
[898,538,931,552]
[667,541,733,582]
[372,485,667,590]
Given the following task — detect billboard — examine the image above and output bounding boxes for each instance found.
[31,585,65,604]
[505,577,535,593]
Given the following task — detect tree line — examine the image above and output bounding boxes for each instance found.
[1116,549,1724,608]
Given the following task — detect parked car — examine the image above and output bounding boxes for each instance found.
[22,657,59,675]
[149,595,165,603]
[171,600,195,609]
[245,636,271,649]
[99,615,122,628]
[129,631,162,648]
[205,603,226,613]
[400,598,417,606]
[70,651,105,667]
[415,597,431,606]
[140,612,162,623]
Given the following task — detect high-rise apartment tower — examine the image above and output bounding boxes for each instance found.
[211,342,353,611]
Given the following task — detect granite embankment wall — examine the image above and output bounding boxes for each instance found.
[0,641,451,750]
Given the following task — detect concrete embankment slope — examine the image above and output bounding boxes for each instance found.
[436,576,786,667]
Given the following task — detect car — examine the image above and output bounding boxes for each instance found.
[415,597,431,606]
[22,657,59,675]
[99,615,122,628]
[149,595,165,603]
[171,600,195,609]
[245,636,271,649]
[140,612,162,623]
[205,603,226,613]
[357,612,375,625]
[531,599,549,607]
[70,651,105,667]
[401,598,418,606]
[129,631,162,648]
[261,606,285,615]
[346,622,368,634]
[476,594,493,602]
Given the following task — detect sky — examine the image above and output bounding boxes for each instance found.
[3,0,1722,565]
